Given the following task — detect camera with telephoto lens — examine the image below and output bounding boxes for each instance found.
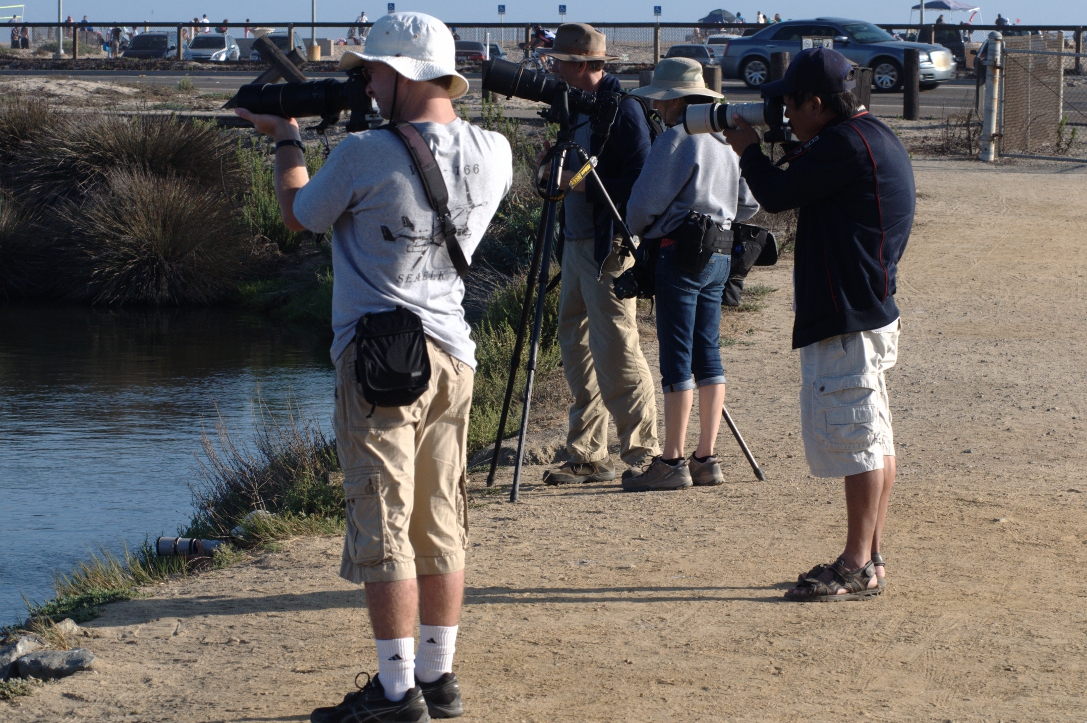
[482,58,621,125]
[612,266,649,300]
[682,98,794,144]
[232,68,383,132]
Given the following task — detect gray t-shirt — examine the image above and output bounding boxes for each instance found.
[561,119,596,241]
[294,118,512,369]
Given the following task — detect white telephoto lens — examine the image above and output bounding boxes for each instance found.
[724,102,769,129]
[682,102,718,135]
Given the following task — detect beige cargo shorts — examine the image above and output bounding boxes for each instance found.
[333,337,473,584]
[799,321,899,478]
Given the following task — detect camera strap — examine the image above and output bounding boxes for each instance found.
[384,121,471,278]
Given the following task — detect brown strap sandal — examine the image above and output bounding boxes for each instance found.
[872,552,886,589]
[784,557,883,602]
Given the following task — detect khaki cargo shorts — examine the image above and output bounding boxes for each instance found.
[799,321,899,478]
[333,337,473,584]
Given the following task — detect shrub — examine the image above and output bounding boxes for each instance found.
[34,39,98,55]
[467,272,561,453]
[0,194,50,299]
[189,399,342,539]
[11,114,244,210]
[0,93,58,167]
[61,168,252,305]
[238,141,326,253]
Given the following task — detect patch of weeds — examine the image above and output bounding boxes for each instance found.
[0,678,43,701]
[238,512,344,548]
[177,76,195,91]
[238,141,326,253]
[211,544,245,570]
[201,91,234,100]
[263,542,284,552]
[151,102,189,111]
[26,618,74,651]
[729,283,776,313]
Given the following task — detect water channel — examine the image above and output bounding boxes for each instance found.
[0,304,334,625]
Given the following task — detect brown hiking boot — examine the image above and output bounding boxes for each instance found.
[621,456,692,492]
[688,455,724,486]
[543,458,616,485]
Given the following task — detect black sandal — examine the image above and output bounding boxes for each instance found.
[784,557,882,602]
[872,552,886,589]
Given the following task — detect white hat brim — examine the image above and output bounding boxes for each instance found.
[340,51,470,100]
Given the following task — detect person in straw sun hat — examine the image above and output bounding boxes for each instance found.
[538,22,662,488]
[237,11,513,723]
[621,57,760,492]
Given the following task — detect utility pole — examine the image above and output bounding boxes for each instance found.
[311,0,315,44]
[54,0,65,58]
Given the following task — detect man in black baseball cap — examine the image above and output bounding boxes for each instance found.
[721,47,915,602]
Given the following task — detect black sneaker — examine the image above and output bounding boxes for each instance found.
[310,673,430,723]
[416,673,463,719]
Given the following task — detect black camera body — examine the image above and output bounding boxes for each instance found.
[232,69,383,133]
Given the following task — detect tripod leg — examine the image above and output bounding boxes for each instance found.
[485,203,552,487]
[722,403,765,481]
[510,147,567,502]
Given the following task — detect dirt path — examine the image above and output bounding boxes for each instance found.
[6,159,1087,722]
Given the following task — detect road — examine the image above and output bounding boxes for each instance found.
[0,68,982,119]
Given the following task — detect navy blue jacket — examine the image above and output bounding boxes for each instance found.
[739,111,915,349]
[570,73,653,270]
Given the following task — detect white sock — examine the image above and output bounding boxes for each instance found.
[375,637,415,702]
[415,624,458,683]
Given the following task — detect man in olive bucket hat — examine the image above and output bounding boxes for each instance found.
[537,23,662,487]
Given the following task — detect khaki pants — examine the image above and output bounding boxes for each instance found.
[333,338,473,584]
[557,238,659,465]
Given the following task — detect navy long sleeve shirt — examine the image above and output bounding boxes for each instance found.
[739,111,915,349]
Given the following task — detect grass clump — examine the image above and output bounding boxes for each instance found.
[0,678,43,701]
[467,272,561,454]
[177,76,195,91]
[727,283,777,314]
[238,141,326,253]
[63,168,252,305]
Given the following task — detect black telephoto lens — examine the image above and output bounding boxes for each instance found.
[234,78,364,119]
[482,59,599,117]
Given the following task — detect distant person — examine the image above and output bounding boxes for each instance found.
[935,14,946,24]
[216,19,228,34]
[773,13,781,22]
[20,24,28,49]
[736,11,745,23]
[358,10,369,40]
[995,13,1009,26]
[201,14,210,33]
[756,10,766,23]
[109,26,122,58]
[9,18,18,51]
[244,19,250,38]
[449,25,460,40]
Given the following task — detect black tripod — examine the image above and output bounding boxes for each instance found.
[483,85,638,502]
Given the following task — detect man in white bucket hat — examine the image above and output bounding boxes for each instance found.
[622,57,759,491]
[237,12,511,723]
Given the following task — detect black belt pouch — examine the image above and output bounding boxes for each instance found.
[673,211,729,275]
[354,306,431,408]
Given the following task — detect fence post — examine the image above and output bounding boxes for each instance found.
[177,25,183,60]
[703,64,721,94]
[524,25,531,49]
[903,48,920,120]
[287,24,295,53]
[653,25,660,61]
[72,27,79,60]
[638,69,653,87]
[1076,28,1083,76]
[854,66,873,110]
[770,51,789,82]
[980,32,1003,162]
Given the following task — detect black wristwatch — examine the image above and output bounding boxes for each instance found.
[274,139,305,152]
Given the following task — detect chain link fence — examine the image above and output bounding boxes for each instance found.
[1000,35,1087,159]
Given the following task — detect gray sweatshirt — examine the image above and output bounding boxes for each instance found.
[626,125,759,240]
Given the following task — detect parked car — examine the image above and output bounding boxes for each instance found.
[122,31,177,59]
[184,33,240,62]
[455,40,487,67]
[715,18,954,91]
[488,43,507,61]
[663,43,717,66]
[249,33,305,61]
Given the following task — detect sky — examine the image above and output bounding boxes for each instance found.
[13,0,1082,27]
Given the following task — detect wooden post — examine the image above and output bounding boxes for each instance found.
[639,69,653,87]
[524,25,531,49]
[903,48,920,120]
[702,64,721,94]
[653,25,660,61]
[287,24,295,53]
[770,51,790,82]
[72,26,78,60]
[177,25,183,60]
[853,66,873,110]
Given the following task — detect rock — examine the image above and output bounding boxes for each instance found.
[0,637,45,681]
[15,648,96,681]
[54,619,82,637]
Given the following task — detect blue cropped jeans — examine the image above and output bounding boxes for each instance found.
[654,243,731,392]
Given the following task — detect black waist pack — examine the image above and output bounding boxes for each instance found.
[354,306,431,409]
[723,223,778,306]
[672,211,733,274]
